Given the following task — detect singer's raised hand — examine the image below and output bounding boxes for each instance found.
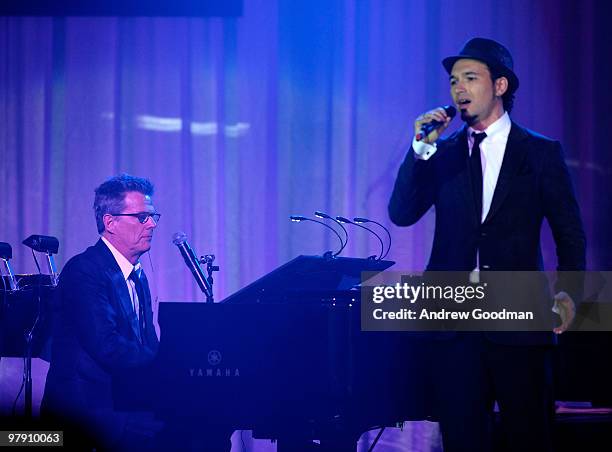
[414,107,453,144]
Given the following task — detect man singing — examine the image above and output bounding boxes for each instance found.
[42,174,161,450]
[389,38,586,451]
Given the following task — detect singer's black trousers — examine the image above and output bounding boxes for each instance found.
[429,333,554,452]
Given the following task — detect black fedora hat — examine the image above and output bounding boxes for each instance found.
[442,37,519,92]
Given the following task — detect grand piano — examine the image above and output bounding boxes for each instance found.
[149,255,432,451]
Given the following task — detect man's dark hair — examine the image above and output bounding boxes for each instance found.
[93,174,154,234]
[488,64,515,113]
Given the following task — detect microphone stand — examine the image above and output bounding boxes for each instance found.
[24,281,43,418]
[199,255,219,303]
[20,236,59,417]
[44,252,59,287]
[24,328,34,417]
[1,258,18,291]
[172,233,214,303]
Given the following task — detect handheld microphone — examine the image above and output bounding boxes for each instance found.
[415,105,456,141]
[172,232,213,301]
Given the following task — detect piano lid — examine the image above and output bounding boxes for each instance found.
[221,255,394,304]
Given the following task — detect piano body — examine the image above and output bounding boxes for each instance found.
[148,256,432,450]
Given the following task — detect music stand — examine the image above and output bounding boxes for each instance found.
[221,255,394,304]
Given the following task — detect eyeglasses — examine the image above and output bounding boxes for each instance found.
[110,212,161,224]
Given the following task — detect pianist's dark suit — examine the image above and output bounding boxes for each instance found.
[42,239,159,448]
[389,122,586,451]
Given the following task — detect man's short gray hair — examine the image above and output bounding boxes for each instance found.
[93,174,154,234]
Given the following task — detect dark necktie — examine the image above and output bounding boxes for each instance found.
[470,132,487,222]
[128,269,147,343]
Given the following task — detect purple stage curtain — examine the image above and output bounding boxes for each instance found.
[1,1,610,450]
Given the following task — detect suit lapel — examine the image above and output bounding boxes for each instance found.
[483,122,529,223]
[94,240,142,341]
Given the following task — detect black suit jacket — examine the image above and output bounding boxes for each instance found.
[389,122,586,344]
[42,239,159,442]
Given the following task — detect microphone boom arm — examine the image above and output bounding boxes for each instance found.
[337,216,384,260]
[354,217,392,260]
[289,216,344,257]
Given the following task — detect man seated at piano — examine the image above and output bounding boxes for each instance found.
[42,174,161,450]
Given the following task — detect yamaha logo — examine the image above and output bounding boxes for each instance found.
[188,349,240,377]
[208,350,222,366]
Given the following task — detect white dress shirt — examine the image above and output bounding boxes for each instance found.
[412,112,512,223]
[413,112,512,273]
